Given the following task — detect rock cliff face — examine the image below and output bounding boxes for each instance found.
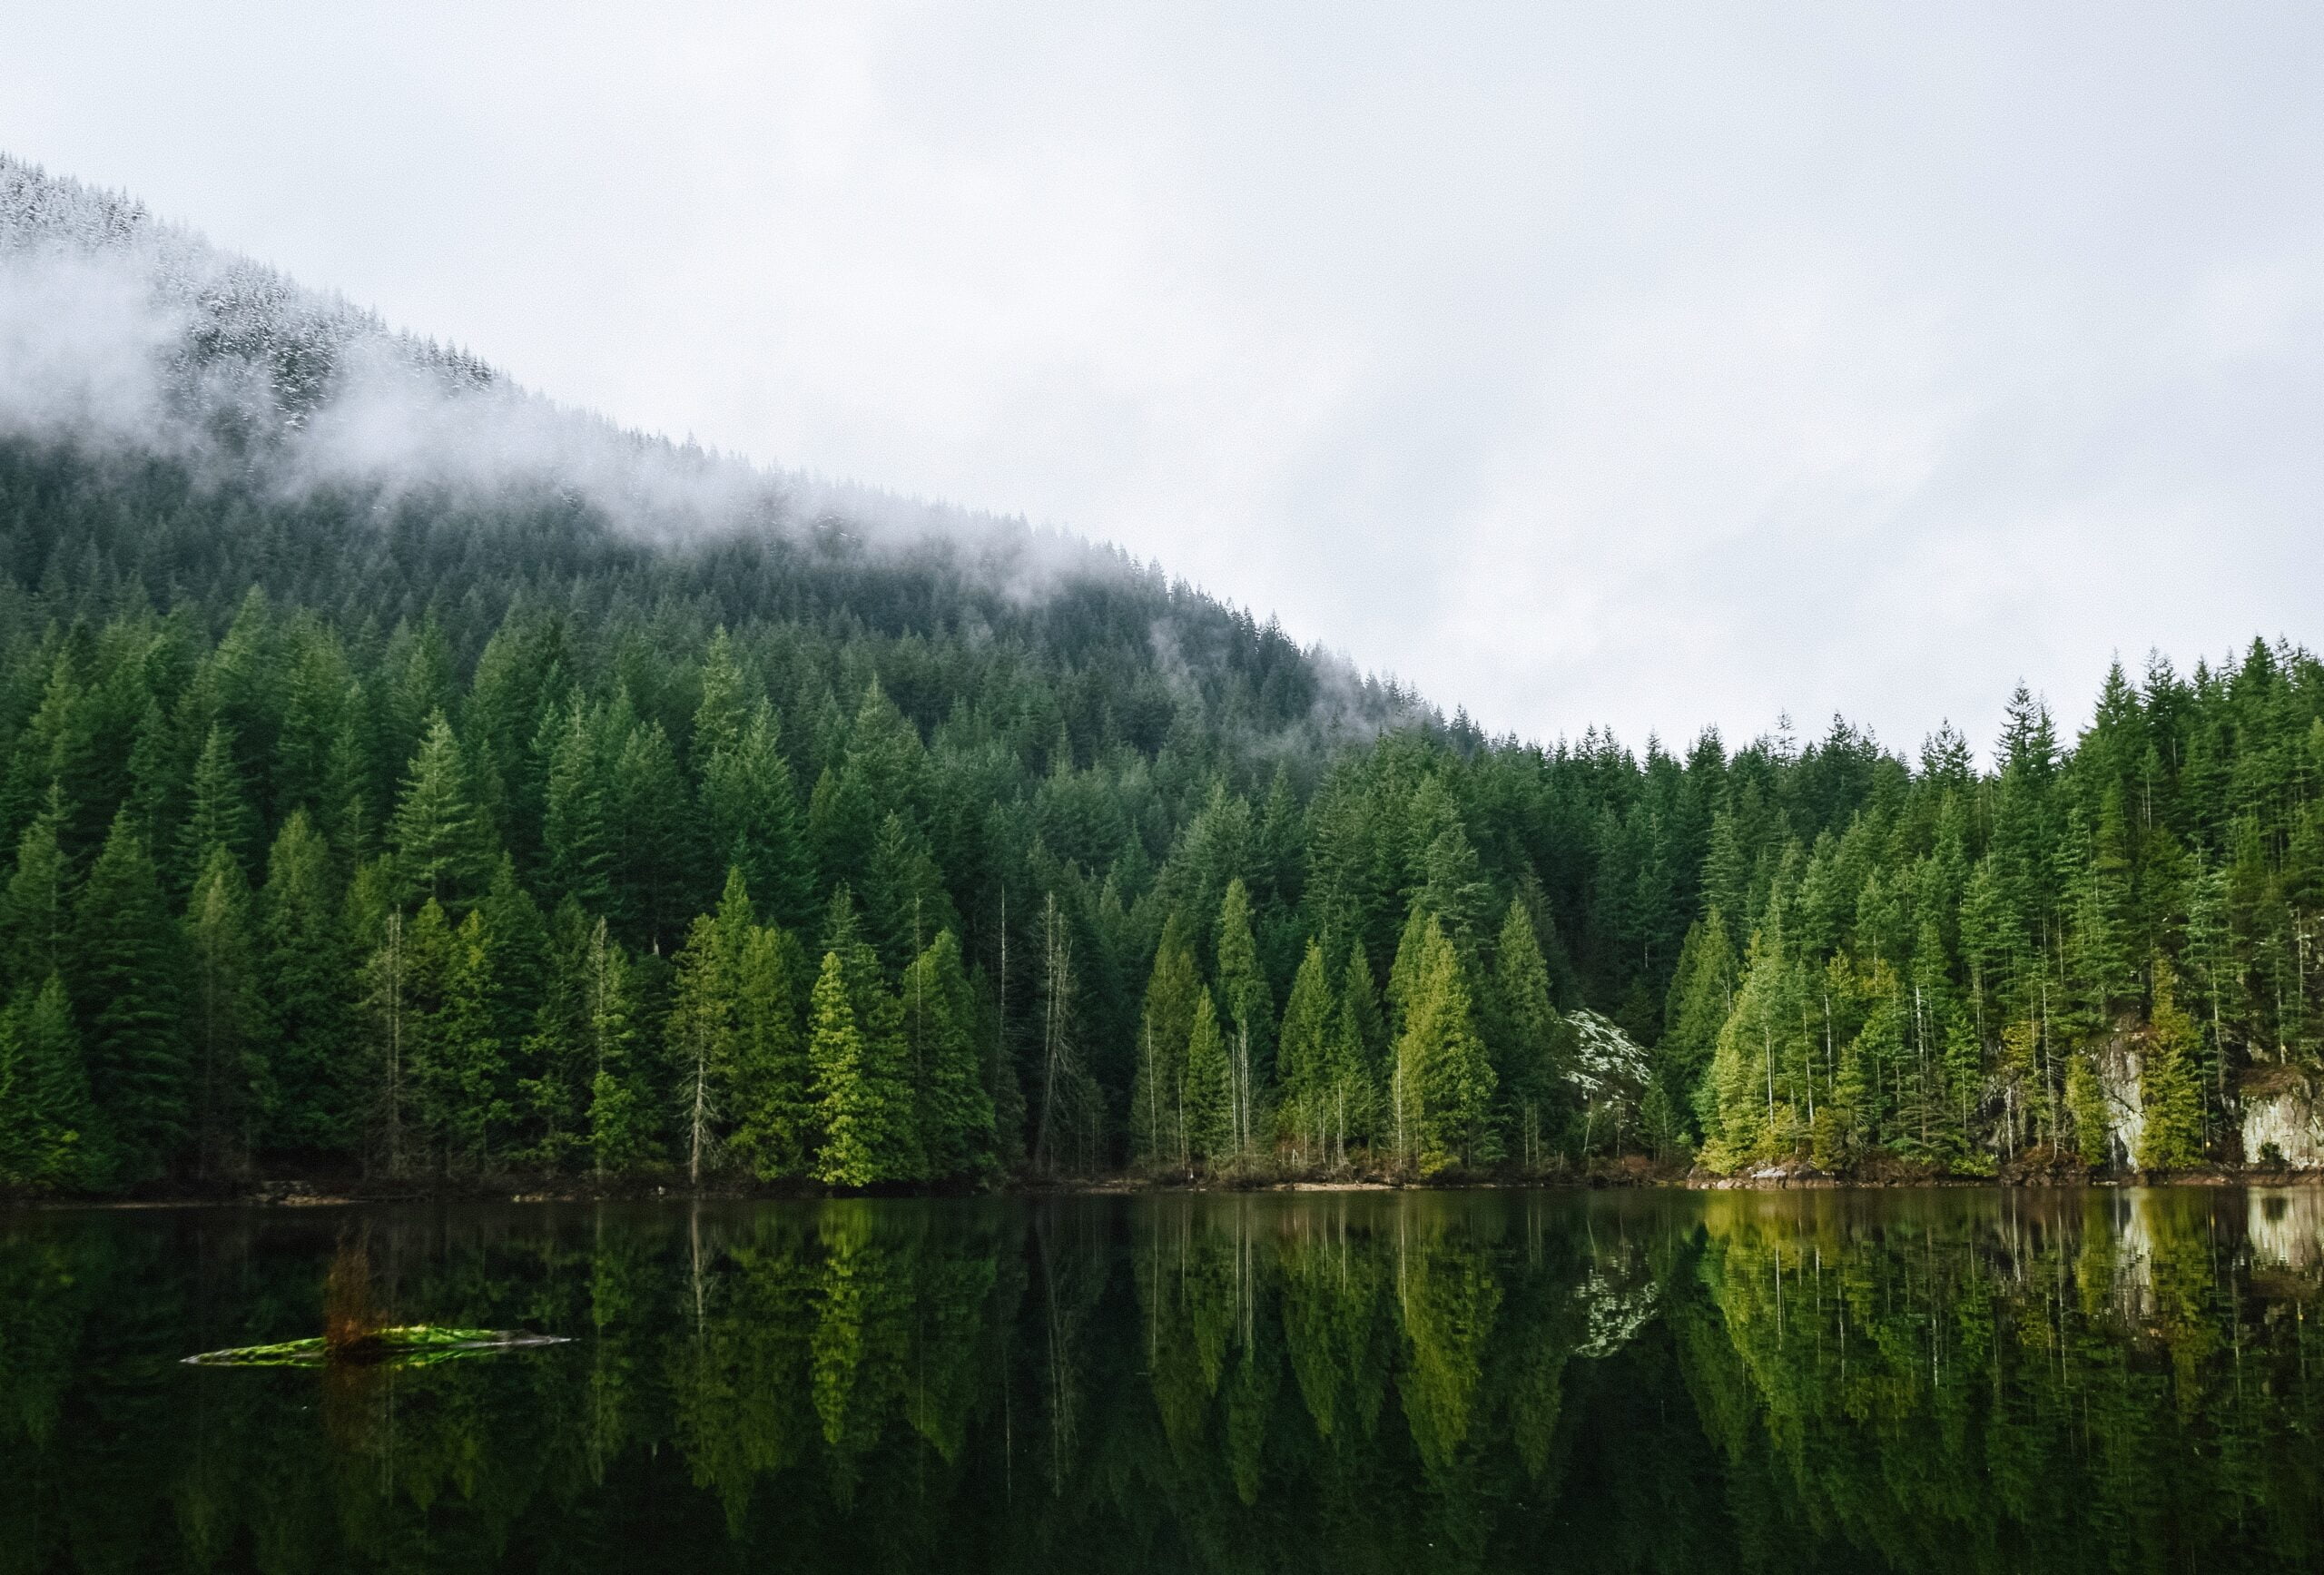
[2089,1037,2146,1169]
[2240,1073,2324,1167]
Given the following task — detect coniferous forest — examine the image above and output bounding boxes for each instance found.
[3,157,2323,1195]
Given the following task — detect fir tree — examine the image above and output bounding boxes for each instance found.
[0,783,70,986]
[390,712,494,911]
[810,949,881,1186]
[1216,878,1272,1157]
[1488,900,1566,1170]
[179,723,256,886]
[1392,916,1496,1175]
[258,811,355,1157]
[0,974,98,1190]
[2138,955,2206,1171]
[903,929,993,1179]
[185,843,264,1177]
[1182,987,1231,1168]
[1275,940,1335,1163]
[1130,914,1201,1171]
[70,810,187,1179]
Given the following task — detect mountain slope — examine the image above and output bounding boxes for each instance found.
[0,154,2318,1196]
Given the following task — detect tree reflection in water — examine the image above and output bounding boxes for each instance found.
[4,1188,2323,1572]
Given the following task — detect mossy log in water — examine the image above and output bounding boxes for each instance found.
[183,1325,569,1367]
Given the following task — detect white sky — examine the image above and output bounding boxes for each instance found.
[5,2,2322,759]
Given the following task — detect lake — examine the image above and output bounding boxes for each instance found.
[5,1187,2323,1572]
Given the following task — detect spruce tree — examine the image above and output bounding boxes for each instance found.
[390,712,494,911]
[539,694,613,912]
[1216,878,1272,1157]
[2138,955,2206,1171]
[1392,917,1497,1175]
[727,918,810,1179]
[185,844,264,1178]
[70,811,187,1180]
[1131,914,1201,1170]
[0,783,70,986]
[585,919,654,1176]
[1275,940,1335,1162]
[665,911,736,1185]
[810,949,882,1186]
[1489,900,1566,1170]
[258,811,356,1158]
[1182,987,1231,1167]
[0,974,98,1190]
[903,929,994,1179]
[702,701,815,930]
[179,723,256,886]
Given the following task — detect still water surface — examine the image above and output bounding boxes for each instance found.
[5,1187,2324,1572]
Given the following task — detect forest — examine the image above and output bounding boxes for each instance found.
[3,155,2322,1195]
[0,418,2318,1194]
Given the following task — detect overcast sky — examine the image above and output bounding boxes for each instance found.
[5,2,2321,759]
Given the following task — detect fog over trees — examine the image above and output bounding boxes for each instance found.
[1,155,2318,1193]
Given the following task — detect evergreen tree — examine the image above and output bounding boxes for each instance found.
[0,783,70,986]
[0,974,97,1190]
[70,811,187,1179]
[665,909,737,1185]
[179,723,256,886]
[390,712,495,911]
[1216,877,1272,1157]
[1182,987,1232,1168]
[585,919,655,1176]
[701,699,816,930]
[810,950,883,1186]
[1392,916,1497,1175]
[727,918,811,1180]
[903,929,993,1179]
[1131,914,1202,1170]
[258,811,356,1157]
[1275,940,1335,1163]
[185,843,263,1177]
[1488,900,1567,1170]
[2138,955,2206,1171]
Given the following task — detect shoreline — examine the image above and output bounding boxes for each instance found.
[11,1165,2324,1210]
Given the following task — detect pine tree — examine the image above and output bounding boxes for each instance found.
[185,844,264,1178]
[70,810,187,1180]
[819,885,921,1180]
[2138,954,2206,1171]
[435,908,515,1169]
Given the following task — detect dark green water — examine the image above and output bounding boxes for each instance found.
[5,1188,2324,1573]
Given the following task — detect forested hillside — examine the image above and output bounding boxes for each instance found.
[1,155,2319,1194]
